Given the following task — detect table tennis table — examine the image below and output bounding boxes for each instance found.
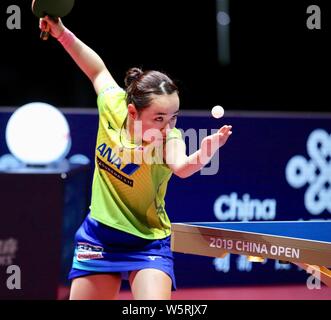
[171,221,331,287]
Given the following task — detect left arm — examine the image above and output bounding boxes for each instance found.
[165,125,232,178]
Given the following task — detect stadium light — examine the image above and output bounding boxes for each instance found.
[5,102,71,166]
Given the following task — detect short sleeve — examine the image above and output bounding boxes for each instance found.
[97,84,127,130]
[166,127,183,142]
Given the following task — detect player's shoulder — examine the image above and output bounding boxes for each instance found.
[97,84,126,110]
[98,83,125,98]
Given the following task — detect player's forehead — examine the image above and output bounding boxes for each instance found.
[146,93,180,115]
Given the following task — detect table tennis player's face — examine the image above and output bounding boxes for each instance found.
[137,92,180,143]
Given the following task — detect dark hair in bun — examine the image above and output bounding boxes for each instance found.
[124,67,144,88]
[125,67,178,111]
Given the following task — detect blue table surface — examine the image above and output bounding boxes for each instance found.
[184,221,331,243]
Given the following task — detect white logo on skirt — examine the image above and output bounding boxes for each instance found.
[148,256,162,261]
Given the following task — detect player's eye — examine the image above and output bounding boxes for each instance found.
[171,115,178,121]
[154,117,164,122]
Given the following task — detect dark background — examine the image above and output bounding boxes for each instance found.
[0,0,329,112]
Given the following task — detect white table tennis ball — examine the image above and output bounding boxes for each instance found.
[5,102,71,166]
[211,105,224,119]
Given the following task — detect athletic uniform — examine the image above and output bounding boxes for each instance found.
[68,84,182,288]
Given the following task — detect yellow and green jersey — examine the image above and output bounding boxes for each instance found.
[89,84,182,240]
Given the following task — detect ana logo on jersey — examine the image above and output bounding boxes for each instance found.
[286,129,331,215]
[97,143,141,176]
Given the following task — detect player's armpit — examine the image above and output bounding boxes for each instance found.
[164,138,188,178]
[93,69,120,95]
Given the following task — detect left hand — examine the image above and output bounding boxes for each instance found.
[200,125,232,162]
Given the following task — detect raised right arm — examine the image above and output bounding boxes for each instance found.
[40,17,118,95]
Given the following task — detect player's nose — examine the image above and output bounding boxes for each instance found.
[161,124,171,136]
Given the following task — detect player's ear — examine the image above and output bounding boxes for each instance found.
[127,104,138,120]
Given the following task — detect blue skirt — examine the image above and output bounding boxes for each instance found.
[68,214,176,290]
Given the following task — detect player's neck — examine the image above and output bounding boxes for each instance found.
[125,117,143,145]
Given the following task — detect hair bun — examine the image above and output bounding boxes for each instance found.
[125,67,143,87]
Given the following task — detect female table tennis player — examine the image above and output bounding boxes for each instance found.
[39,16,232,300]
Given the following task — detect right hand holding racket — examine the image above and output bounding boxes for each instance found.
[39,16,65,39]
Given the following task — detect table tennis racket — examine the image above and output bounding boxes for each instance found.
[32,0,75,40]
